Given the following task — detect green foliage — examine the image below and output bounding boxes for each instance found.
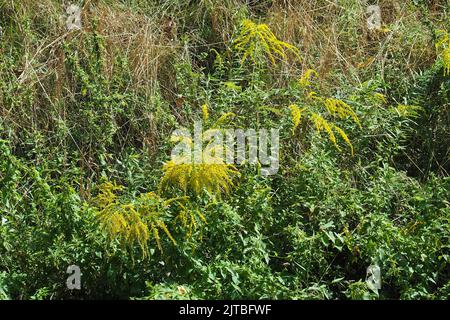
[0,0,448,301]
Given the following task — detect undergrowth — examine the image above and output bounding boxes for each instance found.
[0,0,448,300]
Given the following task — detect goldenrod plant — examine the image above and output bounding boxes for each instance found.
[201,103,209,122]
[289,70,361,155]
[393,104,424,118]
[298,69,319,87]
[435,29,450,75]
[289,104,306,133]
[175,206,207,239]
[161,161,238,196]
[95,182,180,256]
[160,105,239,197]
[234,19,301,65]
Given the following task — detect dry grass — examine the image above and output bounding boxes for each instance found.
[4,0,444,108]
[266,0,443,86]
[0,0,447,156]
[0,0,181,99]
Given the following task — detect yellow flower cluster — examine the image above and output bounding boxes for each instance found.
[234,19,301,65]
[95,182,181,257]
[436,30,450,76]
[289,69,361,155]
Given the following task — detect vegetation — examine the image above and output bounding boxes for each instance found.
[0,0,449,300]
